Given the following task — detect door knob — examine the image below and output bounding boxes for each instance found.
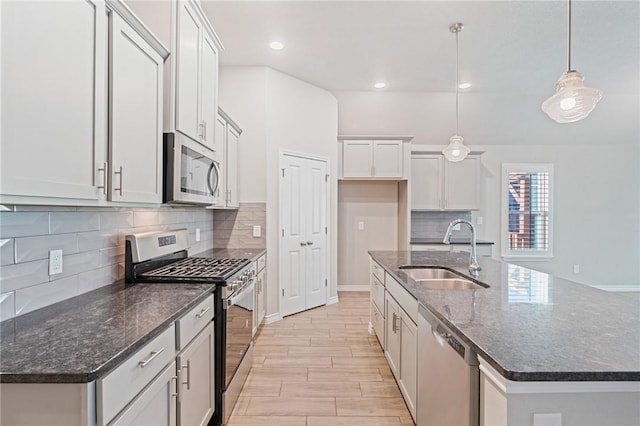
[306,241,314,245]
[300,242,307,246]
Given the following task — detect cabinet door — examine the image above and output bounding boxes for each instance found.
[111,361,177,426]
[215,115,228,204]
[178,323,214,426]
[175,0,201,142]
[0,0,107,200]
[342,140,373,178]
[226,126,240,208]
[200,33,219,151]
[444,155,480,210]
[411,155,443,210]
[109,12,164,203]
[384,293,401,378]
[373,140,403,178]
[399,314,417,420]
[256,268,266,327]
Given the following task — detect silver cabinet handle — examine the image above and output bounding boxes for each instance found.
[300,242,307,246]
[395,314,401,334]
[181,360,191,390]
[114,166,123,195]
[203,121,207,141]
[199,121,204,139]
[171,375,178,399]
[138,347,165,368]
[391,312,397,333]
[306,241,314,246]
[196,306,210,319]
[97,162,108,195]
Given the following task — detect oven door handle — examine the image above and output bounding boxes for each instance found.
[224,280,255,309]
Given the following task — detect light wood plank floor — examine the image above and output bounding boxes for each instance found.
[228,292,415,426]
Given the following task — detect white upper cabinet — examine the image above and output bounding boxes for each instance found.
[411,153,481,210]
[136,0,222,152]
[213,109,241,209]
[109,9,165,203]
[340,137,411,179]
[0,0,108,201]
[0,0,168,205]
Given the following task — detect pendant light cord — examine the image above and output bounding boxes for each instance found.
[455,27,460,135]
[567,0,572,71]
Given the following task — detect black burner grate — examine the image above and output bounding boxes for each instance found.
[140,257,249,280]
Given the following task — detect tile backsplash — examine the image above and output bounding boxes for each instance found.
[213,203,266,249]
[411,210,472,240]
[0,205,214,320]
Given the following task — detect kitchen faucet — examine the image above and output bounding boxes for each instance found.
[443,219,482,276]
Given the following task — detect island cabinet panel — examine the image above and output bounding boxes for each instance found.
[384,292,401,378]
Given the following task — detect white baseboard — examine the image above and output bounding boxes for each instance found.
[264,312,282,324]
[337,285,370,292]
[327,295,339,305]
[589,284,640,292]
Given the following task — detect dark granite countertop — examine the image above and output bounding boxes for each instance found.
[410,238,494,245]
[369,250,640,382]
[0,282,214,383]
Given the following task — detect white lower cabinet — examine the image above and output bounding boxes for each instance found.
[111,361,177,426]
[255,254,267,331]
[399,312,417,418]
[177,323,214,426]
[385,293,401,377]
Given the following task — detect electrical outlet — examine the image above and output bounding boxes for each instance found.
[253,225,261,237]
[358,221,365,231]
[453,223,461,231]
[573,264,580,274]
[532,413,562,426]
[195,228,201,242]
[49,249,63,275]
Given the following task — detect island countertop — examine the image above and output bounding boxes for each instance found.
[369,250,640,382]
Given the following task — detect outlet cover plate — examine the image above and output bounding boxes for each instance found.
[49,249,63,275]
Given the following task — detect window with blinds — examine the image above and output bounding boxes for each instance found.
[501,164,553,259]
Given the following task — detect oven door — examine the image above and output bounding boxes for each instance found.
[224,280,254,388]
[164,133,220,206]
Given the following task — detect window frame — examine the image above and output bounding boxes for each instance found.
[501,163,554,260]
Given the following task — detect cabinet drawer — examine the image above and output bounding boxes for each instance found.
[98,323,176,425]
[371,300,385,345]
[385,272,418,324]
[371,274,385,313]
[371,260,385,284]
[177,294,214,350]
[257,254,266,272]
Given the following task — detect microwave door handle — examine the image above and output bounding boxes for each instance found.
[207,161,220,196]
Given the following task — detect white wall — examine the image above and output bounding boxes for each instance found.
[335,91,640,287]
[338,181,399,288]
[219,67,339,318]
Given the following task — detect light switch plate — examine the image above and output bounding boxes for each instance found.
[195,228,201,242]
[253,225,261,237]
[358,221,365,230]
[49,249,63,275]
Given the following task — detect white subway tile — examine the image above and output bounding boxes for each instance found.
[0,260,50,292]
[100,246,125,267]
[55,251,101,280]
[0,292,16,321]
[50,212,100,234]
[0,239,14,266]
[13,205,75,212]
[15,276,79,316]
[78,265,117,294]
[0,212,49,238]
[77,230,118,252]
[133,210,160,227]
[99,211,134,230]
[15,233,78,263]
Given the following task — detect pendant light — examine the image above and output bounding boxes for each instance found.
[541,0,602,123]
[443,22,471,162]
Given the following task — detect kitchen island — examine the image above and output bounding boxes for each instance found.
[369,250,640,425]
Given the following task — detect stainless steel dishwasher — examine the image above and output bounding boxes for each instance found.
[417,304,479,426]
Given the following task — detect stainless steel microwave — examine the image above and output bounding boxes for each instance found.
[163,133,221,206]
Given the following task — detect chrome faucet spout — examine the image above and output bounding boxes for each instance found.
[443,219,482,276]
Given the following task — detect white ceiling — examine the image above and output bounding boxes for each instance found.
[200,0,640,144]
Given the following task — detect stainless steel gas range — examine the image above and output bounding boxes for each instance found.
[125,229,254,426]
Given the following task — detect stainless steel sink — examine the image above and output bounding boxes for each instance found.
[416,278,485,290]
[400,267,462,280]
[399,267,488,290]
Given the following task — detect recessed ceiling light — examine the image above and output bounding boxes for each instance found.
[373,82,386,89]
[458,82,472,89]
[269,41,284,51]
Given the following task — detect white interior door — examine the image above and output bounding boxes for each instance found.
[280,153,328,317]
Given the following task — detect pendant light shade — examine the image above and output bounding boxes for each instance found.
[443,135,470,162]
[542,70,603,123]
[542,0,602,123]
[443,22,471,162]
